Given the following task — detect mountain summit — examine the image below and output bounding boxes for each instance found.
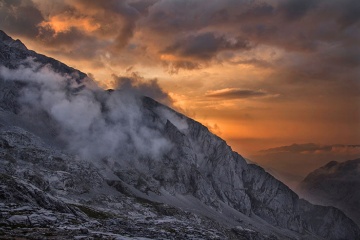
[0,30,359,239]
[299,158,360,227]
[0,30,27,51]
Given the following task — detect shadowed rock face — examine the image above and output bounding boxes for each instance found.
[0,30,359,240]
[299,159,360,227]
[0,30,86,81]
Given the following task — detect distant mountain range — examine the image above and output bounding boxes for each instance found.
[298,158,360,227]
[0,30,359,239]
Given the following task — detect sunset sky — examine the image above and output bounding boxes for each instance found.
[1,0,359,186]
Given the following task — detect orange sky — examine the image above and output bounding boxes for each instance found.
[1,0,359,185]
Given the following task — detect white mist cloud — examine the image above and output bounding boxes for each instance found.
[157,107,188,132]
[0,58,172,164]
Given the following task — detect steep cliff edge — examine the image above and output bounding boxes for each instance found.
[0,30,359,239]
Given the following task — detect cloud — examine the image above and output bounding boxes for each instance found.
[252,142,360,181]
[236,3,274,21]
[37,0,138,51]
[163,60,201,74]
[113,72,173,106]
[205,88,268,99]
[163,32,251,61]
[336,0,360,28]
[1,0,359,188]
[229,58,273,68]
[0,0,359,114]
[1,0,359,75]
[260,143,360,154]
[0,58,173,163]
[0,0,44,38]
[278,0,319,21]
[134,0,360,74]
[128,0,159,16]
[0,0,142,58]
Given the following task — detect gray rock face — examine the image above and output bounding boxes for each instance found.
[0,173,75,214]
[0,30,359,240]
[243,164,304,231]
[0,30,27,51]
[138,98,360,239]
[299,159,360,227]
[0,30,86,82]
[0,120,276,240]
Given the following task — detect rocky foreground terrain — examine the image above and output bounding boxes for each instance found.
[0,30,359,239]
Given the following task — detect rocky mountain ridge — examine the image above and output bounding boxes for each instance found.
[0,30,359,239]
[298,158,360,227]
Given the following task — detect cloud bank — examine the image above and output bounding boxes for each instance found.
[1,0,359,178]
[1,0,359,72]
[260,143,360,154]
[205,88,268,99]
[1,0,358,101]
[0,58,173,164]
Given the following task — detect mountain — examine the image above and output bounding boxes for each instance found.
[0,30,359,239]
[298,159,360,227]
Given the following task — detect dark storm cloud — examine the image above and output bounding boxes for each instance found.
[72,0,140,50]
[141,0,208,33]
[0,0,142,54]
[205,88,268,99]
[0,0,43,38]
[35,25,109,60]
[72,0,139,19]
[57,0,139,51]
[236,3,274,21]
[336,0,360,28]
[1,0,359,78]
[260,143,360,154]
[128,0,159,16]
[165,60,201,74]
[278,0,319,21]
[133,0,359,72]
[163,32,251,60]
[262,44,360,101]
[38,27,88,47]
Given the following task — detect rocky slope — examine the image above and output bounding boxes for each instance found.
[0,30,359,239]
[298,159,360,227]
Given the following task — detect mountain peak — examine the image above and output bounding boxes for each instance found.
[0,30,27,51]
[299,158,360,227]
[1,31,359,239]
[0,30,11,41]
[323,160,338,169]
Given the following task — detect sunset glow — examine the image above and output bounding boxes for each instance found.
[1,0,359,184]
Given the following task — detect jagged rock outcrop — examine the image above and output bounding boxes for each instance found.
[0,30,359,239]
[0,30,86,82]
[0,111,278,240]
